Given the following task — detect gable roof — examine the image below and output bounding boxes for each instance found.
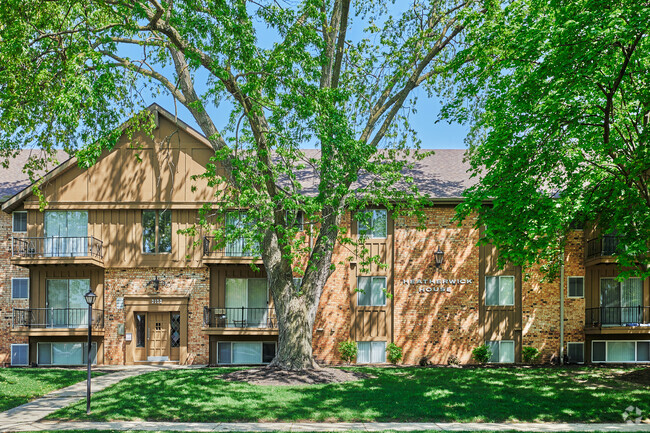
[0,105,473,212]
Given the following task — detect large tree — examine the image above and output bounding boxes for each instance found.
[0,0,474,369]
[444,0,650,279]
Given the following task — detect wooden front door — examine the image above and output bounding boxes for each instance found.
[148,312,170,360]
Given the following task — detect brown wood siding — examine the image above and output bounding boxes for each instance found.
[585,264,650,310]
[29,266,104,310]
[478,229,523,361]
[209,265,268,309]
[350,211,393,342]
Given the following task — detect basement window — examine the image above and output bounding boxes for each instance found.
[487,340,515,363]
[11,344,28,366]
[357,341,386,363]
[567,342,584,364]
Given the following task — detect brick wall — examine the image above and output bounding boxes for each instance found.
[392,207,481,365]
[103,267,210,365]
[564,230,586,348]
[0,212,29,366]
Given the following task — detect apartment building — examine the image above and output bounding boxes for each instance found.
[1,105,648,367]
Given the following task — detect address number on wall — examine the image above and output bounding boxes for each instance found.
[151,298,162,304]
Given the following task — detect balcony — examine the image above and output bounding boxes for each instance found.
[585,306,650,333]
[12,308,104,336]
[585,235,619,265]
[202,307,277,335]
[202,236,262,264]
[11,236,104,267]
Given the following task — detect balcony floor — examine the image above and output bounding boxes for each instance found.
[11,328,105,336]
[11,256,104,268]
[201,327,278,336]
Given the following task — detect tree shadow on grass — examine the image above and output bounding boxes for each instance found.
[47,367,649,423]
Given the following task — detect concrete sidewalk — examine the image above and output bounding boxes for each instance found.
[1,420,650,432]
[0,365,185,427]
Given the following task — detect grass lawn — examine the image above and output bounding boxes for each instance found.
[47,366,650,423]
[0,368,103,412]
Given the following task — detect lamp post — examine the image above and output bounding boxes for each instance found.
[84,290,96,415]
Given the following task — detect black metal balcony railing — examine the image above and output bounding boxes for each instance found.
[12,308,104,329]
[12,237,104,259]
[586,235,620,259]
[203,236,260,258]
[203,307,277,329]
[585,306,650,327]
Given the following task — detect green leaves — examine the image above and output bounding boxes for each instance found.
[445,0,650,279]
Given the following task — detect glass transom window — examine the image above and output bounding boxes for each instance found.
[357,209,387,238]
[357,276,387,306]
[485,276,515,306]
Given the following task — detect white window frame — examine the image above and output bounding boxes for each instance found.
[36,342,97,366]
[12,211,27,233]
[357,276,387,307]
[567,276,584,298]
[356,341,386,364]
[485,275,515,306]
[11,344,29,366]
[357,209,388,239]
[216,341,277,365]
[487,340,515,363]
[566,342,584,364]
[11,277,29,300]
[591,340,650,363]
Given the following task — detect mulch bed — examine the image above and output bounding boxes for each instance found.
[618,368,650,386]
[220,367,371,386]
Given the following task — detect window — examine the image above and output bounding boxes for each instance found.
[567,342,584,363]
[357,209,387,238]
[485,276,515,306]
[11,278,29,300]
[142,210,171,253]
[568,277,584,298]
[37,342,97,365]
[357,341,386,363]
[225,212,259,256]
[217,341,276,364]
[487,340,515,363]
[592,340,650,363]
[357,276,387,306]
[600,277,643,325]
[225,278,268,327]
[171,313,181,348]
[286,210,304,231]
[293,278,303,292]
[46,279,91,328]
[12,211,27,233]
[135,314,146,348]
[44,211,88,256]
[11,344,28,366]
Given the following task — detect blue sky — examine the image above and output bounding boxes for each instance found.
[132,3,470,150]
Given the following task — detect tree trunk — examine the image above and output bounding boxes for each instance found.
[269,289,320,370]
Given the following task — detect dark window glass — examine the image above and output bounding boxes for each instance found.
[135,314,146,348]
[12,278,29,299]
[568,277,584,298]
[142,211,156,253]
[262,342,276,363]
[170,313,181,348]
[567,343,584,363]
[592,342,606,362]
[638,342,650,362]
[159,210,172,253]
[218,342,231,364]
[13,212,27,232]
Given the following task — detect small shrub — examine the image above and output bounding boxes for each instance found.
[447,354,461,366]
[386,343,403,364]
[522,346,540,363]
[419,356,431,367]
[472,344,491,364]
[338,340,357,364]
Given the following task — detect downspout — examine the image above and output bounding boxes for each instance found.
[560,250,564,364]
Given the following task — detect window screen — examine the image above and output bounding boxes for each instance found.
[592,341,606,362]
[12,278,29,299]
[12,212,27,232]
[568,277,584,298]
[567,342,584,363]
[11,344,28,366]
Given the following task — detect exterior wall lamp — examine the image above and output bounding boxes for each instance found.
[434,246,444,268]
[149,276,161,291]
[84,290,96,415]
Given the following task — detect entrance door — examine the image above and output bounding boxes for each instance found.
[148,312,170,361]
